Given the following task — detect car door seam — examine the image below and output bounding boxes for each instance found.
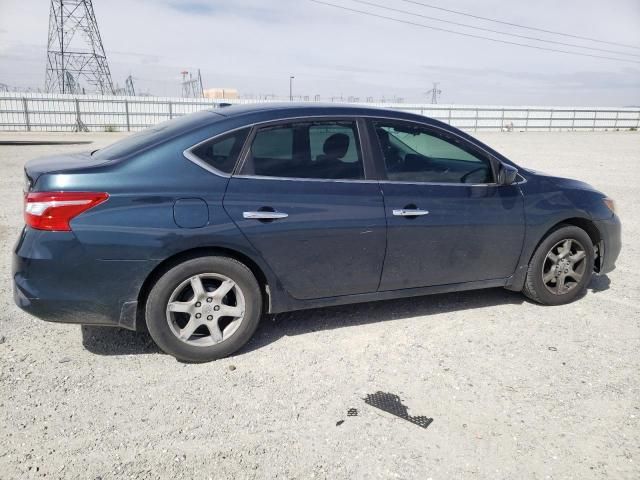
[376,181,390,292]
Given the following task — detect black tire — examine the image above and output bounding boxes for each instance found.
[146,256,262,362]
[522,225,595,305]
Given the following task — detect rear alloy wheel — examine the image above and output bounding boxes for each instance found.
[522,225,595,305]
[166,273,246,347]
[146,256,262,362]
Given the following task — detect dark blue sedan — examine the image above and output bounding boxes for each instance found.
[13,104,621,362]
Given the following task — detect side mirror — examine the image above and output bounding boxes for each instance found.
[497,163,518,185]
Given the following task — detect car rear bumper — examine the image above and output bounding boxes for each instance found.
[12,227,154,330]
[594,214,621,274]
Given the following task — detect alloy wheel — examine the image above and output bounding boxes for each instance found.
[541,238,587,295]
[165,273,246,346]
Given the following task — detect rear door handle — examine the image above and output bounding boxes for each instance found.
[243,211,289,220]
[392,209,429,217]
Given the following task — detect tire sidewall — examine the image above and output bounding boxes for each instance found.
[146,256,262,362]
[527,225,595,305]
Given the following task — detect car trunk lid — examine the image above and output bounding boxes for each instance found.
[24,151,111,190]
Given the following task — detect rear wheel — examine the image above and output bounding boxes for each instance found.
[146,256,262,362]
[522,225,595,305]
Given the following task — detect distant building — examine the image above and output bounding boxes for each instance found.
[203,88,239,99]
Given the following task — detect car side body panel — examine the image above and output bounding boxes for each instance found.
[223,176,387,299]
[13,104,621,331]
[378,182,525,290]
[505,171,620,291]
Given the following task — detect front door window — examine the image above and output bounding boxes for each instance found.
[374,122,494,184]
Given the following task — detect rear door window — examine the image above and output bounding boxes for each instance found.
[309,124,360,164]
[240,121,364,180]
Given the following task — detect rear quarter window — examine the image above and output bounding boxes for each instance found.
[188,128,250,174]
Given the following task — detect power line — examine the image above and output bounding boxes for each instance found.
[352,0,640,58]
[309,0,640,64]
[397,0,640,50]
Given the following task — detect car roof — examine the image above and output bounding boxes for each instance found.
[199,103,511,161]
[207,102,434,124]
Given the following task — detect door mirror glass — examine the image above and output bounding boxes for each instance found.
[498,163,518,185]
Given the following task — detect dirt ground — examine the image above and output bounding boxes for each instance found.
[0,131,638,479]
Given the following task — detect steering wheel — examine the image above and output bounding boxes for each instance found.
[460,167,487,183]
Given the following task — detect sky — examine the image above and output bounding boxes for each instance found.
[0,0,639,106]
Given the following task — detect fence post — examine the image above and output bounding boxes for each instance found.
[22,97,31,132]
[613,111,619,130]
[73,98,88,132]
[571,110,576,131]
[525,109,530,131]
[125,99,130,132]
[592,111,597,131]
[168,101,173,119]
[474,108,478,132]
[448,108,452,126]
[500,108,505,131]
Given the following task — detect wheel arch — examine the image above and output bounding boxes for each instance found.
[135,246,272,330]
[507,215,602,292]
[531,217,602,264]
[550,217,602,271]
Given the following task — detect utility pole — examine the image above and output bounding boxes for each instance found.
[45,0,114,94]
[60,0,64,93]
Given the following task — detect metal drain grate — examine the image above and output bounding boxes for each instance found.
[364,391,433,429]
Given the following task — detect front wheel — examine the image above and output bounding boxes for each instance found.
[145,256,262,362]
[522,225,595,305]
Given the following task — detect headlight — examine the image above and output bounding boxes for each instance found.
[603,197,617,214]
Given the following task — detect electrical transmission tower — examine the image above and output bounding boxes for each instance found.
[115,75,136,96]
[426,82,442,104]
[180,70,204,98]
[45,0,115,95]
[124,75,135,96]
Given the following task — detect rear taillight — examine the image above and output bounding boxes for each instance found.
[24,191,109,231]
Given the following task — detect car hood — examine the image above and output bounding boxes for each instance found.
[527,169,602,194]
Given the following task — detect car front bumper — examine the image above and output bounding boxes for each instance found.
[594,214,621,275]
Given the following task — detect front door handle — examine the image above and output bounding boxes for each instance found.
[392,208,429,217]
[243,211,289,220]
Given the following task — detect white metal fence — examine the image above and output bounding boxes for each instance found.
[1,92,639,133]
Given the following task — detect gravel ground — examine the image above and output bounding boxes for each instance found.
[0,131,638,479]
